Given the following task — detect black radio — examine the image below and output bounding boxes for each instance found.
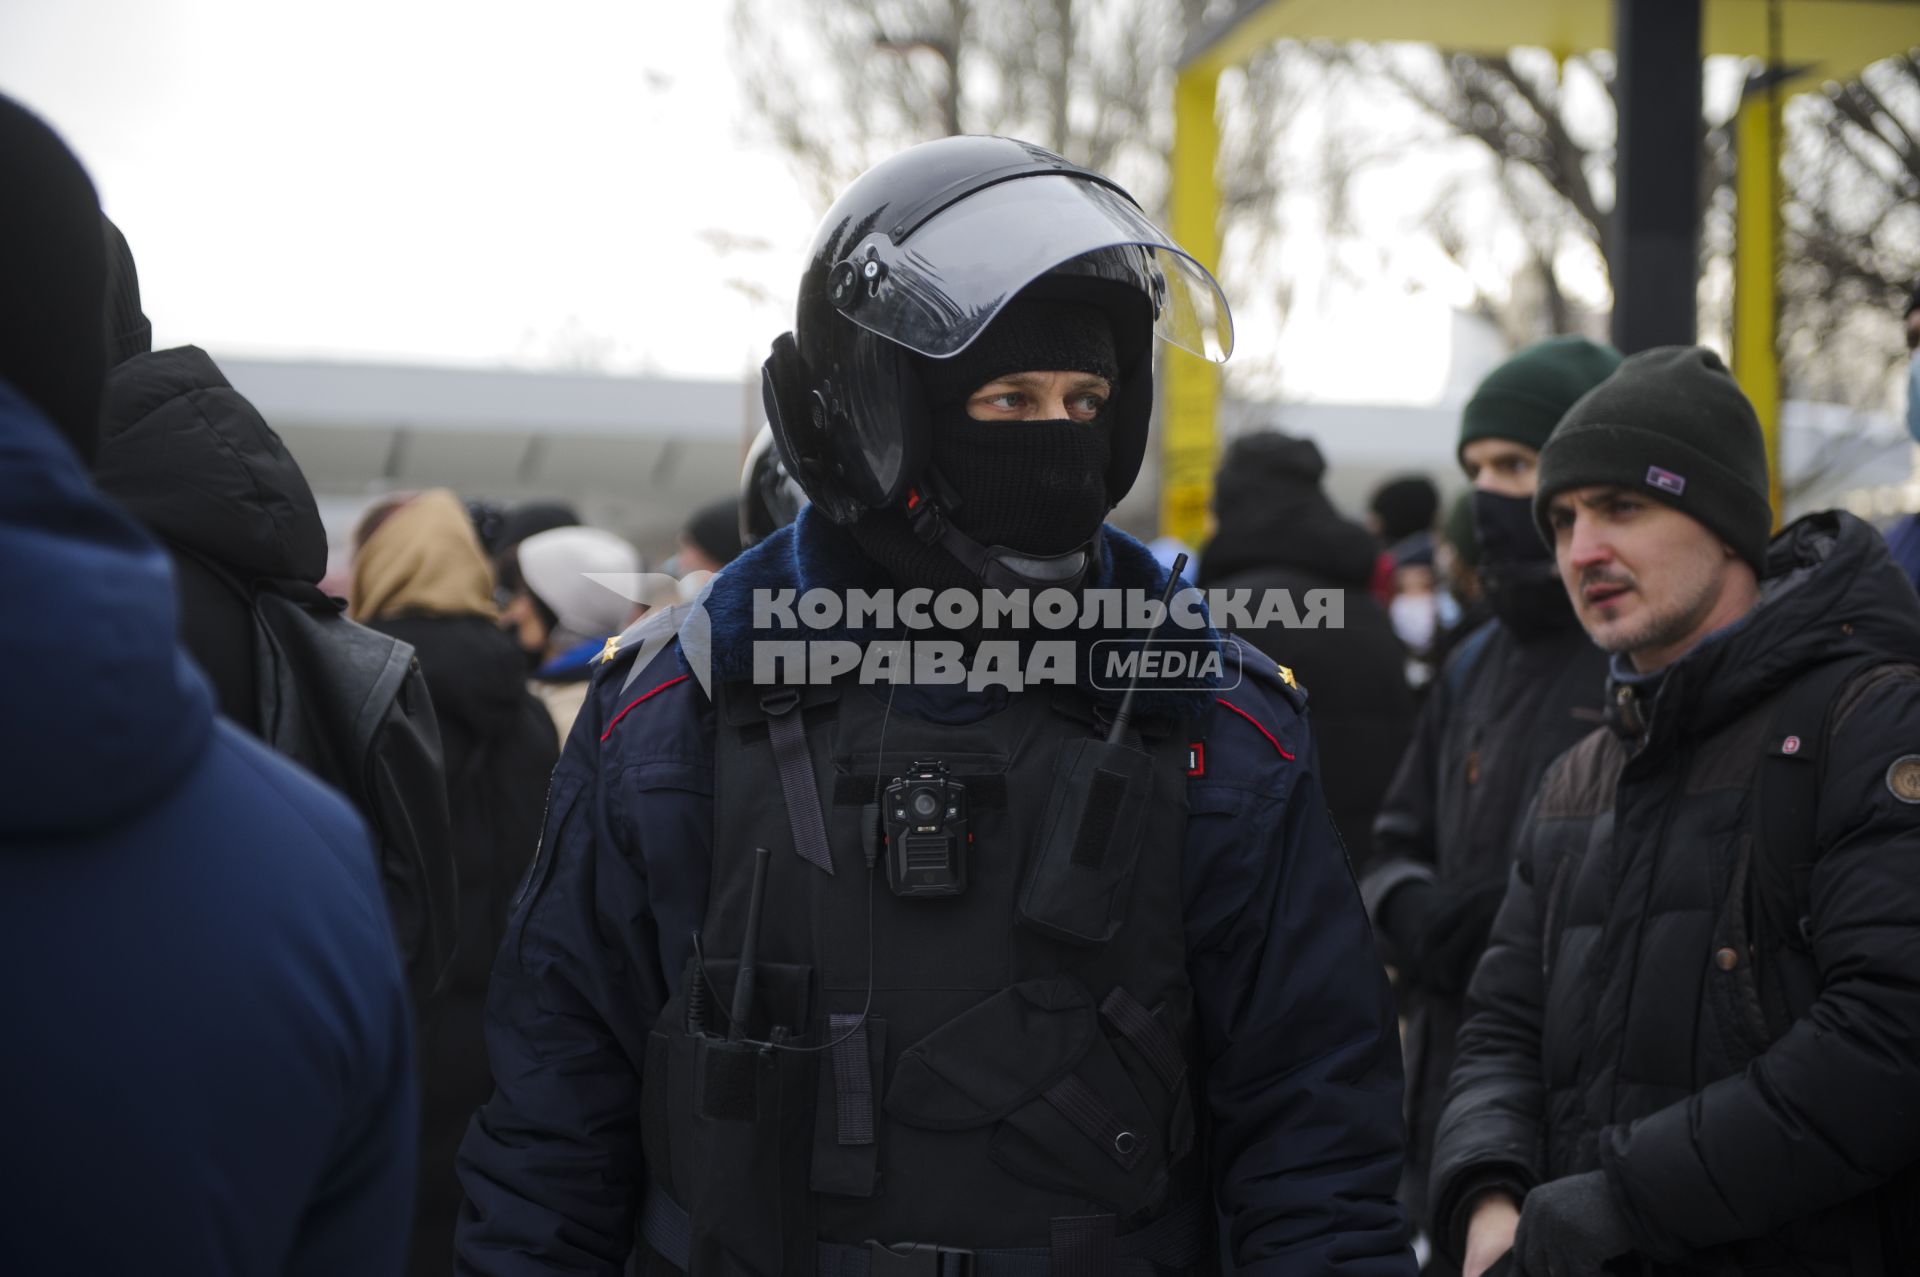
[882,761,969,898]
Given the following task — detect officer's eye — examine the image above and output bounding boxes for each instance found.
[1067,391,1107,420]
[984,392,1027,412]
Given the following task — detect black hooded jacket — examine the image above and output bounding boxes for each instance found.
[94,346,329,730]
[94,345,459,1021]
[1199,434,1414,865]
[1432,512,1920,1274]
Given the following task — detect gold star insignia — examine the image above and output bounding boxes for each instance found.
[596,634,622,665]
[1276,664,1297,689]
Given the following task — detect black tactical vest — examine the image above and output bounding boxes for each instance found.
[640,672,1209,1275]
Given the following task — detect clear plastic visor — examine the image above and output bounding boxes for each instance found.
[834,174,1232,364]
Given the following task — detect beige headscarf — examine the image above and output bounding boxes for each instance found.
[349,488,497,622]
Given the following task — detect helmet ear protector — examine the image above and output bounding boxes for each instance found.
[764,327,932,525]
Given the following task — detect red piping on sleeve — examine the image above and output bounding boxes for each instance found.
[601,674,691,741]
[1213,697,1296,761]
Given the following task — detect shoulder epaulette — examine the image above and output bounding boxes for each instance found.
[591,603,694,691]
[1222,632,1309,714]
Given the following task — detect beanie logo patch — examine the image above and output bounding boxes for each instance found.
[1645,466,1687,497]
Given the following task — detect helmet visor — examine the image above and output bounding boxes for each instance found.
[832,174,1233,364]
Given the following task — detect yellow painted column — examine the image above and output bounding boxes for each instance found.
[1732,83,1783,524]
[1162,64,1222,547]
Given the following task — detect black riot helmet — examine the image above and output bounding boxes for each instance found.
[740,422,808,548]
[761,136,1232,534]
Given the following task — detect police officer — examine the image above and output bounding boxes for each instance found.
[740,422,807,550]
[456,137,1412,1276]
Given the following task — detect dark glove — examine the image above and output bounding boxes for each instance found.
[1512,1170,1634,1277]
[1377,878,1441,972]
[1414,877,1509,995]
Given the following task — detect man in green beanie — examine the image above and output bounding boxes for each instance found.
[1434,346,1920,1277]
[1361,336,1619,1270]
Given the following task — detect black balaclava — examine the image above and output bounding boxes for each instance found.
[0,96,108,462]
[851,295,1118,595]
[1472,488,1575,640]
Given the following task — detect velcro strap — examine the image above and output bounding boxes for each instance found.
[641,1182,693,1270]
[1042,1074,1145,1170]
[831,1013,875,1146]
[764,696,835,875]
[1070,769,1128,868]
[1098,988,1186,1091]
[1048,1215,1116,1277]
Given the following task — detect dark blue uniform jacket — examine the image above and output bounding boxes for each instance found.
[456,510,1413,1276]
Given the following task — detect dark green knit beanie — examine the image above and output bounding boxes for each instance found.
[1442,488,1480,570]
[1459,335,1624,462]
[1532,346,1773,574]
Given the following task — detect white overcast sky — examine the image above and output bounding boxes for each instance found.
[0,0,1620,403]
[1,0,821,381]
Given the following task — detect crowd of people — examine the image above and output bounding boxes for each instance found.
[7,91,1920,1277]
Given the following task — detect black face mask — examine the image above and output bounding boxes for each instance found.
[1472,488,1574,639]
[930,406,1112,557]
[848,409,1112,598]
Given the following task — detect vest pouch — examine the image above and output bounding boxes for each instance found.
[885,979,1174,1217]
[644,959,818,1276]
[1018,737,1156,946]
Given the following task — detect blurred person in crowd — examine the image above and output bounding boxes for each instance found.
[1879,284,1920,589]
[0,93,415,1277]
[1435,348,1920,1277]
[1362,336,1619,1270]
[491,500,582,563]
[466,499,509,561]
[1429,490,1489,671]
[1200,431,1415,867]
[458,135,1410,1277]
[350,490,561,1277]
[1371,473,1442,549]
[1368,473,1440,603]
[1389,534,1454,688]
[90,215,455,1015]
[498,525,641,741]
[675,495,745,577]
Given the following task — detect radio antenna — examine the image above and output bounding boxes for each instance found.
[727,846,772,1042]
[1106,552,1188,746]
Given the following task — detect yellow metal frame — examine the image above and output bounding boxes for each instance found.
[1162,69,1222,544]
[1734,81,1784,524]
[1165,0,1919,537]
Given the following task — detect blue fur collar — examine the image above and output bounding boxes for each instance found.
[699,506,1222,722]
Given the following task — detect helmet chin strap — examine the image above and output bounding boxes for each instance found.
[903,484,1094,594]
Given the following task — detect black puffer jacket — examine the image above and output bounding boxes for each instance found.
[1432,512,1920,1274]
[94,346,329,731]
[1361,604,1608,1234]
[365,614,558,1277]
[1200,433,1414,865]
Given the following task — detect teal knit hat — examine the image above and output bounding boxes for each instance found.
[1531,346,1774,574]
[1459,336,1624,463]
